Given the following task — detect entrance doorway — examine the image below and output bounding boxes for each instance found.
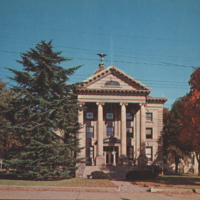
[103,146,118,165]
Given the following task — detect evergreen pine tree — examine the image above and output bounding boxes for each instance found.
[3,40,82,180]
[0,81,16,171]
[0,81,10,152]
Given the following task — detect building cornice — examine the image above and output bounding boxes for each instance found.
[147,96,168,104]
[76,88,150,96]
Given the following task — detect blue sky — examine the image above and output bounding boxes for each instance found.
[0,0,200,108]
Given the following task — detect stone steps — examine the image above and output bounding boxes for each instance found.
[77,165,139,179]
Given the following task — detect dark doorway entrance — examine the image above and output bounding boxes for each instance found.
[104,146,118,165]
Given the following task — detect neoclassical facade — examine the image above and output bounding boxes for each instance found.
[76,63,167,172]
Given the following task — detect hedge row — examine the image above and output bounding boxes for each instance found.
[125,165,162,180]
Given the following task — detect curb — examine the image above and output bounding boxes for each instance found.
[150,187,195,194]
[0,185,118,193]
[193,189,200,194]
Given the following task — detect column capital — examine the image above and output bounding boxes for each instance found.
[96,102,105,106]
[79,101,85,106]
[120,102,128,106]
[139,103,146,107]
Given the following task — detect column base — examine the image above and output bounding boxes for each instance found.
[95,155,105,166]
[75,163,86,178]
[138,154,148,169]
[119,155,129,166]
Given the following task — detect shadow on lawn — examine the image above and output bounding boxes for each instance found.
[130,175,200,186]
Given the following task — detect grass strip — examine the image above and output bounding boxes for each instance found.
[0,178,117,188]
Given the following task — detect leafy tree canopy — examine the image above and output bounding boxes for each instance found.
[179,67,200,175]
[163,95,189,173]
[163,96,188,150]
[179,67,200,150]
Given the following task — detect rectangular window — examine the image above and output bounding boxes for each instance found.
[127,146,134,159]
[86,112,94,120]
[106,113,114,120]
[146,112,153,121]
[146,128,152,139]
[106,127,114,136]
[86,138,92,146]
[146,146,152,161]
[86,126,94,138]
[104,146,109,151]
[126,127,134,138]
[126,113,133,120]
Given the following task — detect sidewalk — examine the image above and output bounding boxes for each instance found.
[0,180,199,193]
[111,180,147,192]
[0,180,200,199]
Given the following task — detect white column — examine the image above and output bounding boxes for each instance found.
[96,102,105,165]
[97,102,104,156]
[138,103,147,168]
[120,102,128,155]
[140,103,146,156]
[113,152,116,166]
[77,103,86,159]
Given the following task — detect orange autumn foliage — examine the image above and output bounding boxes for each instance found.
[179,70,200,151]
[189,67,200,92]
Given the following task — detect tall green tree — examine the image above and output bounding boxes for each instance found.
[2,41,82,180]
[0,81,16,163]
[0,81,10,152]
[163,95,188,173]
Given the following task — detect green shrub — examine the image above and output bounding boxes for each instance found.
[144,165,162,175]
[91,171,108,179]
[0,172,19,180]
[125,170,153,180]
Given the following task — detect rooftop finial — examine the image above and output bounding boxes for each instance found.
[97,54,107,69]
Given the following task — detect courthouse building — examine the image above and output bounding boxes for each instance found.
[76,58,167,177]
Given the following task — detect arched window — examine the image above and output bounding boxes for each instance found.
[105,80,120,86]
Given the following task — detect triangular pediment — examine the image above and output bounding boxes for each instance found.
[80,65,151,92]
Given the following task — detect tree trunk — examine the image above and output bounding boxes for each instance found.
[198,162,200,176]
[6,167,9,174]
[195,152,200,176]
[175,152,179,173]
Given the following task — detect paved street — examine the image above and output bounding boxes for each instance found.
[0,180,200,200]
[1,189,200,200]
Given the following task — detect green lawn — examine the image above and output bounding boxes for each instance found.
[0,178,117,188]
[134,174,200,189]
[1,174,200,190]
